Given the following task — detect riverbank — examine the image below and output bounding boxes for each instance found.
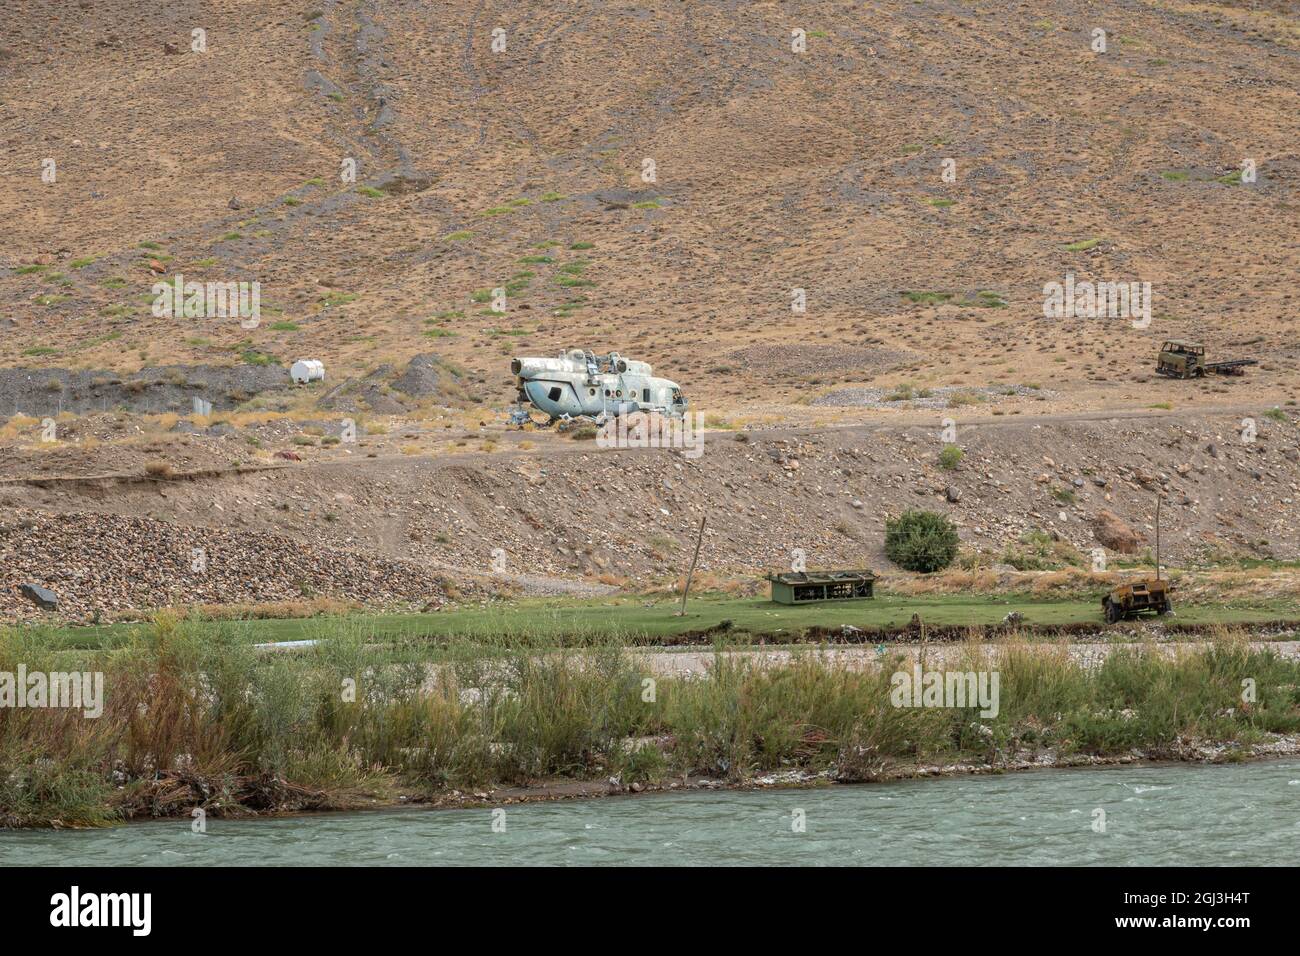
[5,617,1300,829]
[9,758,1300,866]
[409,739,1300,818]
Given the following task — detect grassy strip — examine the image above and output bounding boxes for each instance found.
[14,592,1300,651]
[2,621,1298,827]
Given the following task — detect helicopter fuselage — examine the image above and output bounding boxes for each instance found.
[512,350,688,421]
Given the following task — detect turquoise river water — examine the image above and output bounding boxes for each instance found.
[2,760,1298,866]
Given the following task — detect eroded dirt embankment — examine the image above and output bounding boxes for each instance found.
[0,412,1297,618]
[650,620,1300,647]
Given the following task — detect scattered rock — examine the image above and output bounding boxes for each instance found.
[1,512,459,621]
[0,364,295,418]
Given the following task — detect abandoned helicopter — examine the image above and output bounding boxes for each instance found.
[510,348,688,424]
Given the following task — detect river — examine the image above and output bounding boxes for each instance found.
[3,760,1298,866]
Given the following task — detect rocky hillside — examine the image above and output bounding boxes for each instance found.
[3,1,1298,619]
[2,409,1297,619]
[1,0,1297,421]
[0,510,460,622]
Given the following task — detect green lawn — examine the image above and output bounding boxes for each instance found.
[12,592,1300,652]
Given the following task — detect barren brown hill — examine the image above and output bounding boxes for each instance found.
[2,1,1300,620]
[2,0,1297,422]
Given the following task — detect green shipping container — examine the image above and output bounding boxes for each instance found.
[766,570,876,604]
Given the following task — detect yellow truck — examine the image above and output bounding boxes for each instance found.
[1156,341,1257,379]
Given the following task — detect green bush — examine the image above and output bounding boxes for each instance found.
[938,444,963,470]
[884,510,960,573]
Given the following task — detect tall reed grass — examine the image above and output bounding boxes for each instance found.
[2,618,1297,828]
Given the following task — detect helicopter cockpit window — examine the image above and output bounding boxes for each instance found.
[547,386,562,402]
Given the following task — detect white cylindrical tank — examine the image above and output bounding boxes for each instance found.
[290,359,325,384]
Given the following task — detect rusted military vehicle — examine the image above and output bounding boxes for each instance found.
[1156,341,1257,379]
[1102,578,1173,622]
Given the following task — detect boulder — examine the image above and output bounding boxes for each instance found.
[1092,509,1143,554]
[18,583,59,611]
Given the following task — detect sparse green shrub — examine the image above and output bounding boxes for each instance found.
[885,383,915,402]
[1000,529,1086,571]
[884,510,960,573]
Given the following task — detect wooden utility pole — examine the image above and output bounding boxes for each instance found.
[677,516,707,616]
[1155,495,1162,581]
